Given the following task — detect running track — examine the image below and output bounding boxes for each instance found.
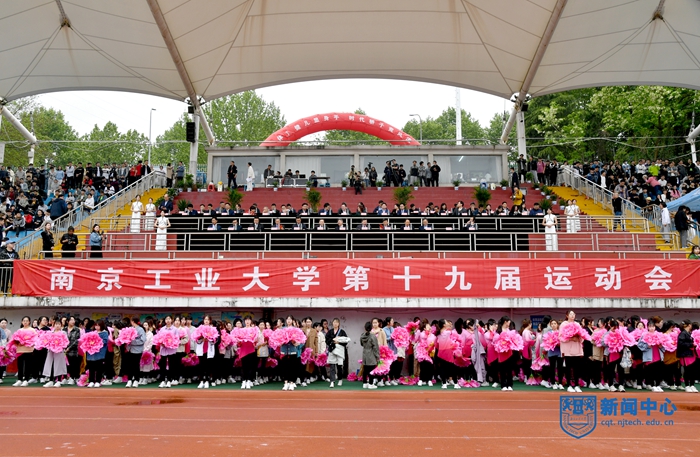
[1,388,699,456]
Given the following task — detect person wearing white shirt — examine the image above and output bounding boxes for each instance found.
[246,162,255,191]
[402,219,413,230]
[84,193,96,214]
[660,202,671,243]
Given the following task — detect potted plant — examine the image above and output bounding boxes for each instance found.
[304,188,322,213]
[184,174,194,192]
[544,187,554,199]
[539,198,553,213]
[377,180,384,190]
[175,179,184,192]
[500,179,509,190]
[227,187,244,209]
[176,199,190,213]
[540,185,548,196]
[341,179,348,191]
[559,198,567,210]
[393,186,414,207]
[452,178,461,190]
[473,186,491,208]
[525,172,534,183]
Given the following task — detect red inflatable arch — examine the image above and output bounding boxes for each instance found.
[261,112,420,147]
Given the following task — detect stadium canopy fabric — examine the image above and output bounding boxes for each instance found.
[1,0,699,105]
[666,187,700,212]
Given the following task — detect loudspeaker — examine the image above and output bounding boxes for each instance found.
[186,122,196,142]
[521,103,529,112]
[187,106,195,114]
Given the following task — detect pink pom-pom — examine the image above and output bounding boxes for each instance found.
[218,330,234,351]
[114,327,138,346]
[0,344,17,366]
[301,347,314,365]
[286,327,307,345]
[46,332,69,353]
[314,352,328,367]
[267,329,288,350]
[405,321,420,336]
[12,328,38,348]
[78,331,104,355]
[231,327,258,343]
[643,331,664,347]
[414,341,434,363]
[192,325,219,343]
[262,329,274,340]
[140,351,155,367]
[392,327,410,349]
[526,375,541,385]
[493,330,524,353]
[457,378,481,388]
[346,372,358,381]
[531,355,549,371]
[266,358,278,368]
[178,328,188,339]
[542,331,560,351]
[560,322,591,342]
[34,330,52,350]
[370,363,391,376]
[691,329,700,349]
[153,330,180,349]
[661,333,677,352]
[591,329,606,347]
[76,371,89,387]
[631,328,645,341]
[181,354,199,366]
[399,375,419,386]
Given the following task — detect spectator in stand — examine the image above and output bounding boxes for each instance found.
[166,163,174,188]
[660,202,671,243]
[176,161,185,185]
[60,226,78,258]
[48,193,67,220]
[429,161,441,187]
[674,205,690,249]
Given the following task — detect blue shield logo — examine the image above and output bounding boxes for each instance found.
[560,395,596,439]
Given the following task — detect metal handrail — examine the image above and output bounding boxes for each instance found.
[17,173,160,259]
[37,228,673,259]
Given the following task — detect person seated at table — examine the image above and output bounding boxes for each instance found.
[284,169,293,178]
[293,170,301,179]
[528,202,544,216]
[356,219,371,230]
[316,219,327,230]
[298,203,311,215]
[309,171,319,188]
[228,219,242,231]
[279,204,289,216]
[453,201,468,216]
[466,202,480,217]
[247,205,261,216]
[463,217,478,231]
[185,203,197,215]
[356,202,368,216]
[318,203,333,216]
[216,202,229,216]
[396,204,409,216]
[270,218,284,230]
[206,203,216,215]
[247,217,264,231]
[286,203,297,216]
[207,217,221,231]
[261,206,271,216]
[481,204,494,216]
[409,204,421,215]
[372,200,385,214]
[419,219,433,231]
[402,219,413,230]
[439,203,451,216]
[292,217,306,230]
[273,171,283,179]
[376,203,390,216]
[269,204,279,216]
[336,219,347,231]
[337,203,351,215]
[379,219,392,230]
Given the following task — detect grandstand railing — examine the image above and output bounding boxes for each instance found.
[17,173,160,259]
[37,228,672,258]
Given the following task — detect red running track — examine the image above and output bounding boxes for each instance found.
[1,389,699,457]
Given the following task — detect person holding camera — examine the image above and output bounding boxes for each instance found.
[90,224,104,258]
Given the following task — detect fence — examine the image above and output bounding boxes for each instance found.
[17,173,160,260]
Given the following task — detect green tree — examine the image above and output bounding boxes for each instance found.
[402,107,486,145]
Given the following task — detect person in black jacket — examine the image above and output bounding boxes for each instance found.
[60,226,79,258]
[674,205,689,248]
[41,223,55,258]
[677,319,697,392]
[326,318,350,388]
[0,239,19,294]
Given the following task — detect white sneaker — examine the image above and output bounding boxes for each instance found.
[685,386,694,393]
[618,386,625,392]
[589,383,598,389]
[541,381,552,388]
[428,381,433,387]
[101,380,112,386]
[166,381,171,388]
[442,384,448,389]
[246,381,251,390]
[241,381,247,390]
[660,381,669,388]
[609,385,617,392]
[337,380,342,387]
[54,382,61,388]
[392,380,399,386]
[501,387,508,391]
[133,380,139,388]
[368,384,377,389]
[329,382,334,388]
[492,382,500,388]
[692,386,699,393]
[93,383,100,388]
[301,382,307,387]
[87,382,94,388]
[598,383,607,390]
[44,381,54,388]
[290,383,296,390]
[296,378,301,384]
[21,381,28,387]
[12,381,21,387]
[159,381,166,388]
[567,386,575,393]
[197,381,204,389]
[417,380,423,386]
[283,382,289,391]
[170,380,178,386]
[363,383,369,389]
[479,381,488,387]
[125,380,133,388]
[377,380,385,387]
[574,386,582,393]
[254,379,260,386]
[454,384,461,389]
[670,385,678,391]
[204,381,210,389]
[636,385,642,390]
[28,378,37,384]
[214,379,220,385]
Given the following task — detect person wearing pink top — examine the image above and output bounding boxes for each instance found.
[559,310,584,393]
[416,320,436,387]
[157,315,179,388]
[520,319,536,379]
[435,319,460,389]
[484,319,500,388]
[239,316,259,390]
[496,316,515,391]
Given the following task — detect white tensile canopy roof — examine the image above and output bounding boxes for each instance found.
[1,0,699,105]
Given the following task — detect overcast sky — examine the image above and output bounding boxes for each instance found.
[36,79,509,141]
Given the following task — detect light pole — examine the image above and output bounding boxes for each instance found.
[409,114,422,143]
[148,108,156,170]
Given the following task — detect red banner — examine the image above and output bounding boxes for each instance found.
[12,259,699,298]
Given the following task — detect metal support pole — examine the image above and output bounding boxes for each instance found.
[516,110,527,159]
[148,108,156,166]
[189,112,200,179]
[455,88,462,146]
